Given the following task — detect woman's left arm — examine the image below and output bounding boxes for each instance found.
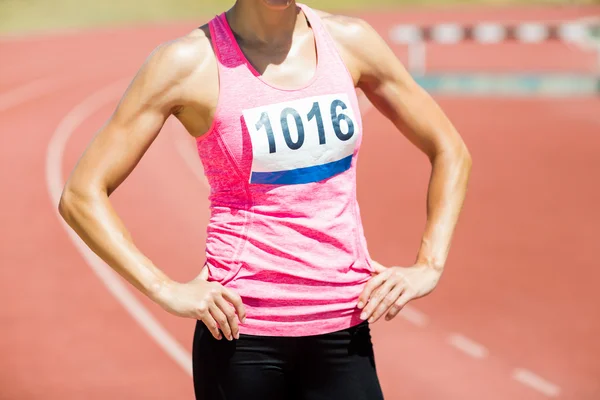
[332,18,473,323]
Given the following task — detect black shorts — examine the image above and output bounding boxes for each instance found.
[192,320,385,400]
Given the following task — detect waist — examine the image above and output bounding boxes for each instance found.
[203,195,372,335]
[206,196,365,266]
[205,211,369,282]
[217,267,372,337]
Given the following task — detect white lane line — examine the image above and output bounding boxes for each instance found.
[447,333,488,359]
[0,78,64,112]
[513,368,561,398]
[399,305,429,327]
[45,79,193,376]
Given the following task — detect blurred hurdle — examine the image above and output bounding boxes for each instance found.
[390,19,600,77]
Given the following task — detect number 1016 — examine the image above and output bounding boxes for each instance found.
[255,99,355,154]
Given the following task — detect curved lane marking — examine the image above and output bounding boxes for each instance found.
[45,79,193,375]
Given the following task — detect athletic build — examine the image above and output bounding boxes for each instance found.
[59,1,472,398]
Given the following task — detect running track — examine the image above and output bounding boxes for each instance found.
[1,5,599,400]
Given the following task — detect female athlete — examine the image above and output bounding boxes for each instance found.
[59,0,472,398]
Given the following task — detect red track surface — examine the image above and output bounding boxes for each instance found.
[1,6,599,400]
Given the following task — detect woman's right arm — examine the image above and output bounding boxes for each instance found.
[58,34,245,341]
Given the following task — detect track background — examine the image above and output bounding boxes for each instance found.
[1,2,599,399]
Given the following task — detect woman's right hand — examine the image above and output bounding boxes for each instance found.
[155,274,246,341]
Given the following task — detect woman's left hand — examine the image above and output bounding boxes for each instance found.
[357,261,442,323]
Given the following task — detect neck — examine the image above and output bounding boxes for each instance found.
[227,1,305,47]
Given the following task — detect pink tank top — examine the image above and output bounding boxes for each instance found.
[199,3,374,336]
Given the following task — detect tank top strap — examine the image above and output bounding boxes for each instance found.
[296,3,346,72]
[208,12,246,71]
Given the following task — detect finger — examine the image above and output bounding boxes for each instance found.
[210,304,232,341]
[360,279,396,322]
[215,296,239,340]
[385,290,414,321]
[357,270,390,309]
[370,284,405,324]
[200,311,222,340]
[222,288,246,323]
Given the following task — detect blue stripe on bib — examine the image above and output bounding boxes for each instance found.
[250,155,352,185]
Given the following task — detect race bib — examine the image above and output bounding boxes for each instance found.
[242,93,359,185]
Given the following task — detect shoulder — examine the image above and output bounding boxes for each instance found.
[310,9,389,84]
[141,26,215,90]
[313,9,374,41]
[127,25,218,115]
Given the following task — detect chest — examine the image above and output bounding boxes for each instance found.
[200,15,363,186]
[236,30,317,91]
[210,88,362,186]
